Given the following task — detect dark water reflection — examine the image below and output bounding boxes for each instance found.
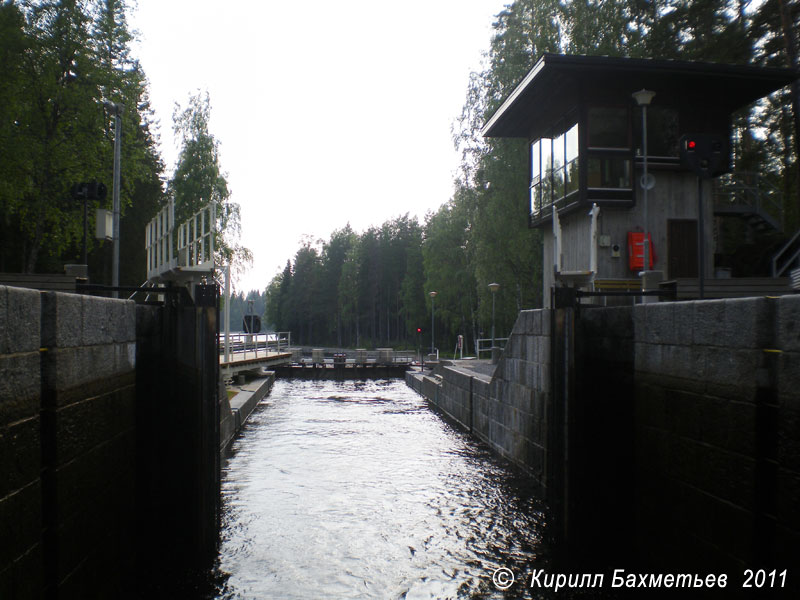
[213,379,552,599]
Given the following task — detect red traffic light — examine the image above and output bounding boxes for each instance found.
[687,140,697,150]
[416,328,422,333]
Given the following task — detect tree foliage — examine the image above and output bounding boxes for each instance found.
[266,216,427,349]
[170,90,252,276]
[266,0,799,354]
[0,1,251,285]
[0,0,163,282]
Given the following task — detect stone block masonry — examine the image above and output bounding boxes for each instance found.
[406,295,800,575]
[633,296,800,575]
[486,309,552,491]
[0,286,137,598]
[0,286,43,599]
[407,309,553,494]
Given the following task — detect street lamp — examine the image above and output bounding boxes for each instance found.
[488,282,500,350]
[429,291,437,355]
[632,89,655,279]
[103,101,123,296]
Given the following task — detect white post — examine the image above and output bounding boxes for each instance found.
[589,203,600,276]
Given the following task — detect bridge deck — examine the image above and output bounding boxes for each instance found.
[220,351,293,374]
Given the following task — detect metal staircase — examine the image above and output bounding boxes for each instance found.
[714,171,800,286]
[772,227,800,280]
[713,171,784,233]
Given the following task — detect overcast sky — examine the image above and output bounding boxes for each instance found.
[130,0,510,292]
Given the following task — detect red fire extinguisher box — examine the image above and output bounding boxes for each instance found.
[628,232,655,270]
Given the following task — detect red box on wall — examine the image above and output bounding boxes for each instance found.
[628,232,655,270]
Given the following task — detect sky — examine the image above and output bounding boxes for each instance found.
[129,0,511,293]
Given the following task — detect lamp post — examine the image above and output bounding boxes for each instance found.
[104,101,123,297]
[632,89,655,279]
[488,282,500,349]
[429,291,437,355]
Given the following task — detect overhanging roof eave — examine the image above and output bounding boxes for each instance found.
[481,55,548,138]
[481,54,798,139]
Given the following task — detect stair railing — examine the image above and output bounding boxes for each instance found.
[713,171,784,232]
[772,227,800,277]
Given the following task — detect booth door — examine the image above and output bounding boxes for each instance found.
[667,219,698,278]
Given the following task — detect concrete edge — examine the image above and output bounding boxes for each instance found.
[221,372,276,451]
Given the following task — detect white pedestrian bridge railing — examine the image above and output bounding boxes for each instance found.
[219,332,292,360]
[146,199,216,281]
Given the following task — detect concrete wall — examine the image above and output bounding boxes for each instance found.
[407,309,553,493]
[0,286,44,598]
[0,287,137,597]
[633,296,800,572]
[406,296,800,571]
[483,310,552,490]
[221,373,275,451]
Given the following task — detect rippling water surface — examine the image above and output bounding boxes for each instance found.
[214,378,551,599]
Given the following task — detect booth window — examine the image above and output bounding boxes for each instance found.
[588,107,628,149]
[565,124,579,195]
[587,156,631,189]
[530,121,579,216]
[633,106,679,159]
[586,106,633,200]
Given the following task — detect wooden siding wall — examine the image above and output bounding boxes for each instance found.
[542,171,714,307]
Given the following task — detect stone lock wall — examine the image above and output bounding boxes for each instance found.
[0,286,44,598]
[0,287,137,598]
[482,310,552,490]
[406,296,800,573]
[407,309,553,493]
[633,296,800,573]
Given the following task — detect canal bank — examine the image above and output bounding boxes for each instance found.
[407,296,800,584]
[220,373,275,452]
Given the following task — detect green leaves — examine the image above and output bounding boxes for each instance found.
[169,90,251,276]
[0,0,164,279]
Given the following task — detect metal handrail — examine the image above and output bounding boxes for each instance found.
[145,199,175,279]
[219,331,292,358]
[290,348,416,364]
[476,337,508,358]
[772,228,800,277]
[178,203,215,269]
[713,171,784,231]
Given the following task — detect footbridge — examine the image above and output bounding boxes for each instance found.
[220,334,415,379]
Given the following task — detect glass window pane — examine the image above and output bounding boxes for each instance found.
[634,106,680,157]
[541,137,553,174]
[553,132,565,170]
[540,137,553,207]
[530,139,540,183]
[541,166,552,206]
[553,168,565,200]
[565,123,579,163]
[588,107,628,148]
[587,157,631,189]
[565,158,579,195]
[531,183,542,212]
